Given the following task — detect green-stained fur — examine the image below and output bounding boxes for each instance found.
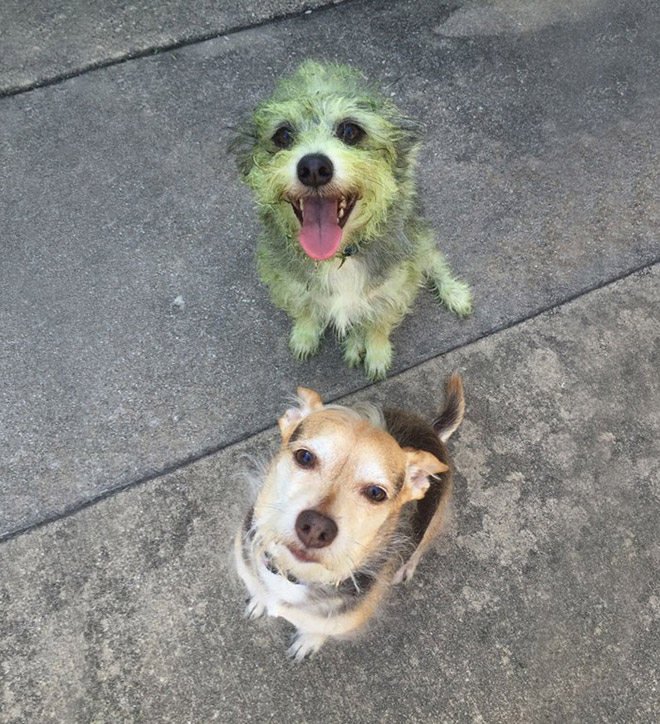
[231,60,471,380]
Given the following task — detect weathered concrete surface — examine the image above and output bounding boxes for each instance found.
[0,0,342,94]
[2,0,660,536]
[2,266,658,724]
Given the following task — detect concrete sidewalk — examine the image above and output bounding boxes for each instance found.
[1,0,659,721]
[0,0,343,94]
[2,267,659,723]
[2,0,659,539]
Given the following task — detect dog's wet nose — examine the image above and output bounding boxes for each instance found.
[295,509,338,548]
[297,154,334,188]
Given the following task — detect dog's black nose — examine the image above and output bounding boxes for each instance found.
[297,154,334,188]
[295,509,338,548]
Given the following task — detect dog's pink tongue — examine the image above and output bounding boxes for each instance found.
[298,198,342,261]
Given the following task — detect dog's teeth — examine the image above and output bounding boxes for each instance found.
[339,198,347,209]
[299,199,304,211]
[338,209,345,219]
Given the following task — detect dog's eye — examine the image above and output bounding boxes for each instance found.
[294,448,316,468]
[272,126,295,149]
[364,485,387,503]
[336,121,364,145]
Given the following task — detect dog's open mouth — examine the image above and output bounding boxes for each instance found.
[288,196,358,261]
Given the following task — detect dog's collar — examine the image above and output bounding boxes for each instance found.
[342,244,358,257]
[261,549,378,596]
[337,244,358,268]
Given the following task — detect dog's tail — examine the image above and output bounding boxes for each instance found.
[432,374,465,442]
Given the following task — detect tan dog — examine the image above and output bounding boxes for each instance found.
[234,375,464,660]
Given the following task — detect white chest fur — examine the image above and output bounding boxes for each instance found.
[319,258,371,334]
[258,559,310,612]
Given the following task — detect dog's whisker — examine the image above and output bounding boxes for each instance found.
[260,503,287,514]
[349,538,369,551]
[381,75,404,90]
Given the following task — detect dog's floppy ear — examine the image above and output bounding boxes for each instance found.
[278,387,324,442]
[227,120,258,179]
[403,449,449,501]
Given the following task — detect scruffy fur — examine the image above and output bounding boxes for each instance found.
[234,375,465,660]
[231,60,472,380]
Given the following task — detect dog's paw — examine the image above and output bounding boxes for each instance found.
[343,333,365,368]
[287,632,327,662]
[392,560,418,585]
[244,596,266,620]
[289,320,323,361]
[437,279,472,317]
[364,337,392,381]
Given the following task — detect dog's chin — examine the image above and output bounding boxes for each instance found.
[287,544,318,563]
[268,542,341,584]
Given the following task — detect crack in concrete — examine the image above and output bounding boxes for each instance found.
[2,256,658,545]
[0,0,361,99]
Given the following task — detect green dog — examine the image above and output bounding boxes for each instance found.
[231,60,471,380]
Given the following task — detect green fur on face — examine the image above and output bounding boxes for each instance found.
[231,60,472,380]
[232,60,418,250]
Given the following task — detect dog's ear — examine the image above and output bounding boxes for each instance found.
[278,387,324,442]
[402,449,449,501]
[227,120,258,179]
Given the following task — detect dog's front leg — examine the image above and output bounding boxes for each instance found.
[282,582,385,660]
[259,265,325,360]
[289,312,325,361]
[363,325,393,380]
[287,631,328,662]
[343,326,366,368]
[234,529,267,619]
[361,265,421,379]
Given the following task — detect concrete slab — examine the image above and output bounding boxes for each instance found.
[2,0,660,537]
[0,0,342,94]
[2,266,658,723]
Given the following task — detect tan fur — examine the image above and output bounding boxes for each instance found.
[256,410,419,583]
[234,381,463,660]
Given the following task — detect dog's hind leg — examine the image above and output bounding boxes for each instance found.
[392,474,452,584]
[425,249,472,317]
[393,375,464,584]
